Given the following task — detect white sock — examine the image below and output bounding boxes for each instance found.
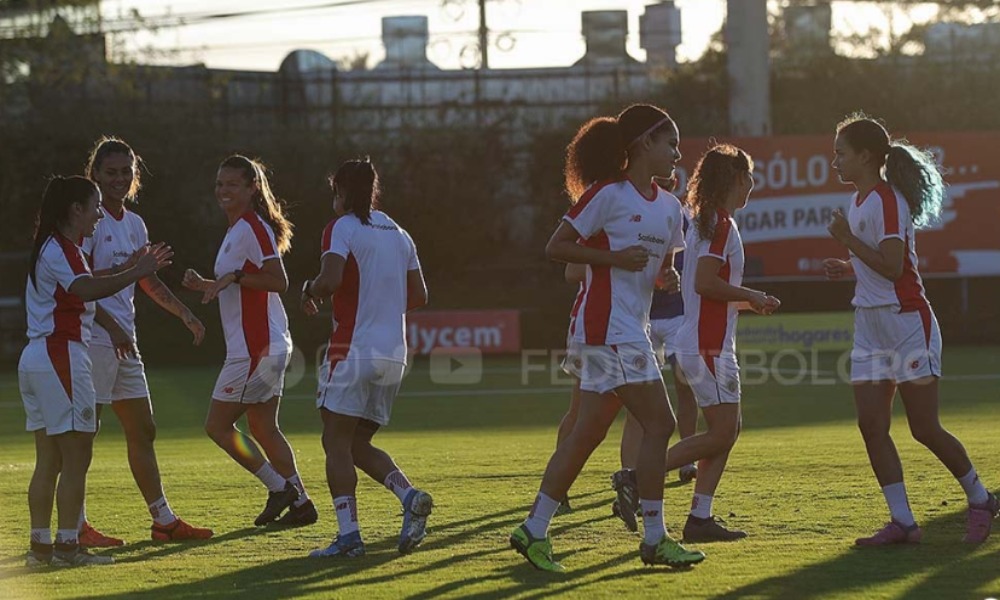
[56,529,78,546]
[640,499,667,545]
[882,482,916,527]
[254,463,287,493]
[958,468,989,506]
[148,496,177,526]
[690,493,713,519]
[287,473,310,507]
[333,496,360,536]
[523,492,560,539]
[31,528,52,545]
[384,470,414,504]
[77,502,86,530]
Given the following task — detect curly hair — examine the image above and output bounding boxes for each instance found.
[563,104,674,202]
[686,144,753,242]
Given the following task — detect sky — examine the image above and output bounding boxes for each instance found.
[104,0,727,71]
[99,1,951,72]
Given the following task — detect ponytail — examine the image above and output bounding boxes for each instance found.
[332,158,380,226]
[886,143,945,229]
[563,103,675,202]
[30,176,98,287]
[837,113,944,228]
[219,155,294,254]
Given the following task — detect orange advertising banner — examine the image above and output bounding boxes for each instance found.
[675,133,1000,279]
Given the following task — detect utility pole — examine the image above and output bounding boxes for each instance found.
[478,0,489,69]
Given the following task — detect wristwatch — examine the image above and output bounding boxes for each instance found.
[233,269,245,284]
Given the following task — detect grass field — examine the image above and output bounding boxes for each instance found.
[1,348,999,599]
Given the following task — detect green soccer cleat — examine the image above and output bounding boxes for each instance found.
[640,534,706,567]
[510,524,564,572]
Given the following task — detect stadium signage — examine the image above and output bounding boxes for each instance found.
[736,312,854,352]
[406,310,521,355]
[674,132,1000,279]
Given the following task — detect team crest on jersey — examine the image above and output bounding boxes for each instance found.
[634,355,648,370]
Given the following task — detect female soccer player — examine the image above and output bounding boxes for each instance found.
[21,176,170,566]
[302,158,431,559]
[670,144,779,542]
[824,114,997,545]
[182,155,316,528]
[78,137,212,545]
[510,104,704,571]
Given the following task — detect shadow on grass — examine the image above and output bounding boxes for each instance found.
[712,507,1000,600]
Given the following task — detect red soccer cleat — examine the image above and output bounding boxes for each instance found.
[151,517,214,542]
[79,522,125,548]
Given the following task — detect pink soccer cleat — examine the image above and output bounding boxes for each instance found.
[855,520,922,546]
[964,492,999,544]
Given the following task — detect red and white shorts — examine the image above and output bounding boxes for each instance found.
[851,305,942,384]
[577,341,662,394]
[317,358,406,426]
[213,353,290,403]
[18,339,97,435]
[674,353,741,407]
[89,344,150,404]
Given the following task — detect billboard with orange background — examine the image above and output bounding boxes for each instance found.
[673,133,1000,280]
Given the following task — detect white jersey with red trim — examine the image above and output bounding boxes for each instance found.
[564,179,685,346]
[321,210,420,364]
[848,182,929,311]
[25,234,95,343]
[677,209,744,359]
[214,212,292,362]
[80,208,149,347]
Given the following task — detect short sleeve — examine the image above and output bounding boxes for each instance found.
[79,234,95,261]
[240,216,279,265]
[563,185,612,240]
[877,190,905,243]
[135,215,149,246]
[44,239,90,290]
[700,212,732,261]
[402,229,421,271]
[667,206,685,253]
[324,218,353,260]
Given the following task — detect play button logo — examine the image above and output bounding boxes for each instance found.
[429,348,483,384]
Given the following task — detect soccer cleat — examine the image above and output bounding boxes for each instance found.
[683,515,747,542]
[51,546,114,567]
[255,482,300,526]
[555,496,572,517]
[510,524,564,572]
[640,534,706,567]
[610,468,639,532]
[309,531,365,558]
[151,517,214,541]
[855,520,922,546]
[274,499,319,528]
[964,492,999,544]
[79,522,125,548]
[678,464,698,483]
[25,543,53,568]
[398,489,433,554]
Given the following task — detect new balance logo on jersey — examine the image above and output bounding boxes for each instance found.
[630,214,642,223]
[105,235,113,242]
[910,360,920,370]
